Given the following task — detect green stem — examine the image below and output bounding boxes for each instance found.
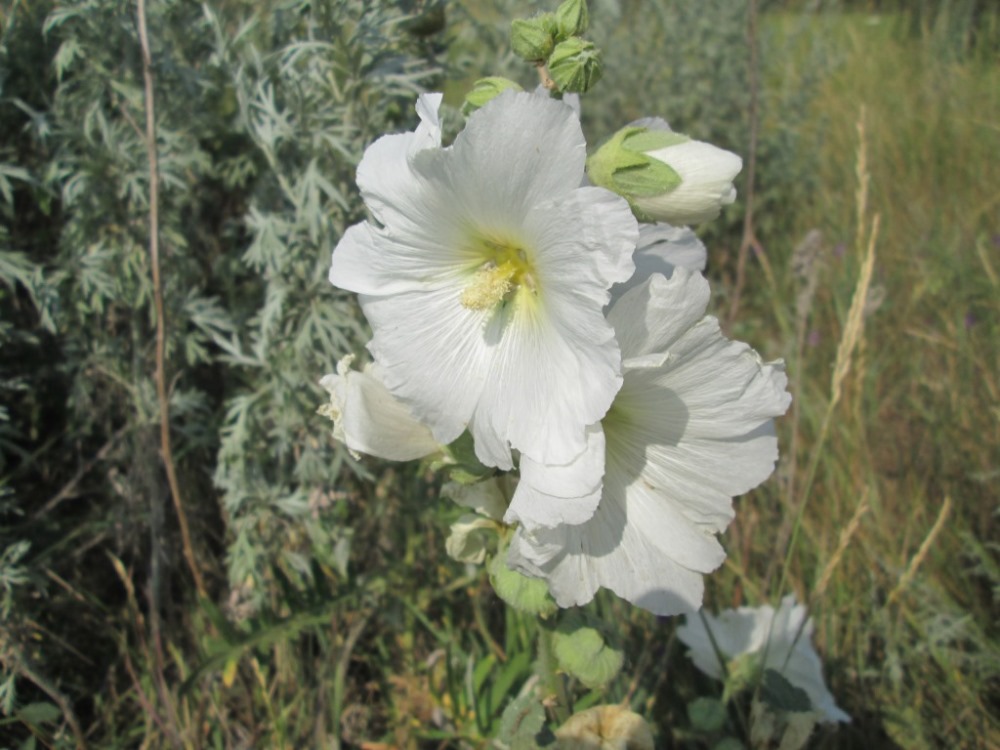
[536,624,572,725]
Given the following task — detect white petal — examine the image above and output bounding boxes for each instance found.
[508,269,790,616]
[678,596,850,724]
[506,425,606,529]
[635,140,742,226]
[609,268,711,360]
[319,356,439,461]
[610,223,707,306]
[362,285,494,453]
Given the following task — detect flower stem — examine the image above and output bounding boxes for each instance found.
[537,624,572,725]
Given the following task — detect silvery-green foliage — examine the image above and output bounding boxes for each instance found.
[0,0,438,716]
[207,1,439,602]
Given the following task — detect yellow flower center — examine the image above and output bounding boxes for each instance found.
[460,237,538,312]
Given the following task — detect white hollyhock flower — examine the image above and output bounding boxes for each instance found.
[508,269,790,616]
[676,595,851,723]
[319,355,439,462]
[329,92,638,470]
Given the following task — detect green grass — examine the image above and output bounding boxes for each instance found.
[718,10,1000,748]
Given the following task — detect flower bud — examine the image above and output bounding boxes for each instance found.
[548,37,603,94]
[587,124,742,225]
[555,0,589,38]
[510,13,557,61]
[461,76,523,117]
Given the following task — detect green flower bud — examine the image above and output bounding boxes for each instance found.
[511,13,557,62]
[586,124,742,225]
[555,0,589,39]
[462,77,524,117]
[547,37,603,94]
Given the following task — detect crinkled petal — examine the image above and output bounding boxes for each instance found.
[506,425,605,529]
[610,223,707,305]
[508,270,790,616]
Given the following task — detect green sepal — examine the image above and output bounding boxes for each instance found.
[612,159,682,198]
[587,125,685,202]
[437,430,492,484]
[550,610,624,689]
[547,37,603,94]
[622,127,690,154]
[462,76,523,117]
[511,14,557,61]
[488,546,558,617]
[555,0,589,39]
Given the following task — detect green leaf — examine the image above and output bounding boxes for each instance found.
[688,696,728,733]
[488,551,557,616]
[18,702,61,725]
[498,691,546,749]
[760,669,812,713]
[551,610,623,689]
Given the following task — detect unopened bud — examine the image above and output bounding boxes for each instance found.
[547,37,603,94]
[462,77,523,117]
[555,0,589,38]
[587,124,742,225]
[510,13,557,61]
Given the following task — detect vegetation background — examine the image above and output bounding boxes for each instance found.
[0,0,997,747]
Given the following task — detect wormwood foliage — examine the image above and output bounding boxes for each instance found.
[0,0,438,743]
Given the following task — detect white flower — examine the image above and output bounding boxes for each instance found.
[508,269,791,616]
[587,121,742,226]
[319,355,439,462]
[329,92,638,470]
[676,595,851,723]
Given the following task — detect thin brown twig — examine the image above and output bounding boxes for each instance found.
[136,0,206,600]
[727,0,761,323]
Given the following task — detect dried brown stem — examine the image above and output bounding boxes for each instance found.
[136,0,206,600]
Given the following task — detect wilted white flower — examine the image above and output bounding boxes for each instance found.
[319,355,439,462]
[676,595,851,723]
[508,269,790,616]
[329,92,637,471]
[587,121,742,226]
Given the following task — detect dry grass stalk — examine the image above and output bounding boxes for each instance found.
[887,495,953,607]
[814,489,870,599]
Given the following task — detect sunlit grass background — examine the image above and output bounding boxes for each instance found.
[0,1,997,748]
